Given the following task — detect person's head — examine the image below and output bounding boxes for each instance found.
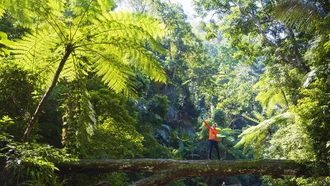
[212,123,217,128]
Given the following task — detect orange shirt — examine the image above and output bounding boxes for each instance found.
[203,120,218,141]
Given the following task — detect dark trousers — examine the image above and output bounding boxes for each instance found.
[208,140,221,160]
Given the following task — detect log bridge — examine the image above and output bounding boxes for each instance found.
[56,159,319,185]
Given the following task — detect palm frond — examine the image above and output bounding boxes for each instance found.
[302,68,317,88]
[156,125,172,144]
[274,0,325,32]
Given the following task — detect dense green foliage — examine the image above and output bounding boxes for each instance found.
[0,0,329,185]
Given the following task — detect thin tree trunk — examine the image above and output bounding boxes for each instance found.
[22,44,73,142]
[285,24,308,73]
[281,89,289,107]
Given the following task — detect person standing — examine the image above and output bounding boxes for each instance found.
[203,120,222,160]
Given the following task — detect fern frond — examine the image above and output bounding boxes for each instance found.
[72,11,168,97]
[60,50,91,83]
[0,5,5,17]
[95,0,116,13]
[252,111,265,122]
[1,0,66,30]
[0,0,33,26]
[67,0,116,41]
[81,46,138,98]
[83,11,168,84]
[79,88,96,131]
[11,29,63,83]
[0,32,14,46]
[241,113,261,124]
[0,32,15,57]
[62,80,96,152]
[255,91,273,107]
[235,112,295,158]
[71,0,115,16]
[266,92,287,116]
[255,74,287,116]
[60,55,77,82]
[91,11,167,53]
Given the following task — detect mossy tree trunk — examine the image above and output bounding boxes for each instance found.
[56,159,320,185]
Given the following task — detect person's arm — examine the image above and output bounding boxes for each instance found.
[203,120,211,130]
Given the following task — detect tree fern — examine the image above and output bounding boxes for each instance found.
[235,112,295,159]
[4,0,168,141]
[254,72,288,117]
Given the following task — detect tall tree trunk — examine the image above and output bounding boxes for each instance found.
[22,44,73,142]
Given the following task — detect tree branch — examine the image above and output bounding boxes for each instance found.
[236,4,293,65]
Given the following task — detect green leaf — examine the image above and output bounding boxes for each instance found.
[0,32,14,46]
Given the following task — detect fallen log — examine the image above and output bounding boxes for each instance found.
[56,159,320,185]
